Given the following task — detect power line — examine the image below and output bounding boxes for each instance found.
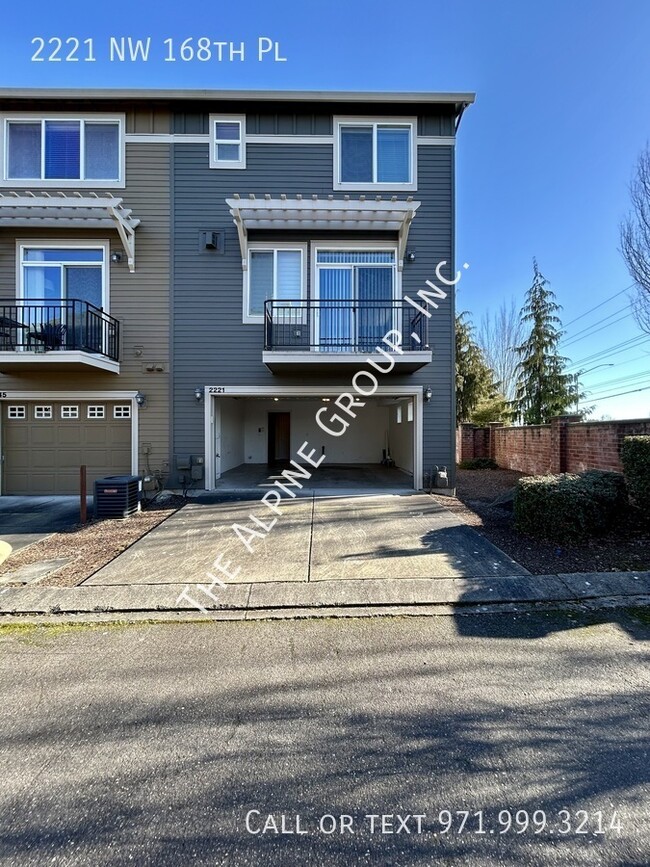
[561,311,635,348]
[566,334,650,370]
[560,304,632,345]
[579,384,650,403]
[586,372,650,397]
[587,377,650,400]
[581,370,650,390]
[562,283,635,330]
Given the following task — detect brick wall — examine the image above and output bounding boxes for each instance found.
[565,420,650,473]
[457,417,650,475]
[493,425,552,475]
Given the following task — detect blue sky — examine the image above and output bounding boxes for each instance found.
[2,0,650,418]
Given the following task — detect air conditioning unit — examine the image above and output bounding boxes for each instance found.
[94,475,143,519]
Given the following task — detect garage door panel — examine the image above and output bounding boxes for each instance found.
[58,426,84,446]
[30,427,57,446]
[2,401,133,495]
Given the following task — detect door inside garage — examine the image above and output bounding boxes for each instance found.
[1,400,132,495]
[212,393,418,492]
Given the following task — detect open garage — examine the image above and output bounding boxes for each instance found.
[206,386,422,493]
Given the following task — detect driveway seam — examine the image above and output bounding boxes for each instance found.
[306,492,315,583]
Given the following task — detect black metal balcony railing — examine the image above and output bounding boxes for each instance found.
[0,299,120,362]
[264,299,428,353]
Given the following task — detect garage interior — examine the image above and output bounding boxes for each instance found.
[214,396,415,493]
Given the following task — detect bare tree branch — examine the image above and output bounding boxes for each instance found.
[477,298,526,401]
[620,146,650,334]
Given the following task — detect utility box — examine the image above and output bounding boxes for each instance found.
[94,475,143,519]
[190,455,204,481]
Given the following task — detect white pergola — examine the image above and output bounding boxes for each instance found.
[0,191,141,272]
[225,194,421,271]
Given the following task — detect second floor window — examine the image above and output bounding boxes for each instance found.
[245,246,304,322]
[335,119,416,190]
[4,118,122,183]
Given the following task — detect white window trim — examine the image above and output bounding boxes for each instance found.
[7,405,26,419]
[34,405,53,419]
[396,405,403,423]
[87,405,105,419]
[407,400,414,422]
[0,112,126,189]
[209,114,246,169]
[60,405,79,419]
[311,242,402,353]
[113,404,131,418]
[243,242,307,324]
[333,116,417,192]
[15,239,110,312]
[311,241,401,303]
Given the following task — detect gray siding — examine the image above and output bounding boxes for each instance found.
[173,107,455,137]
[0,141,172,482]
[172,136,456,486]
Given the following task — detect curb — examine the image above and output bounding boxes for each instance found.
[1,572,649,621]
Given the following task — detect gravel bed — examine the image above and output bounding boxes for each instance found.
[0,497,185,588]
[432,469,650,575]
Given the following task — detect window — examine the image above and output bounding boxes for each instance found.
[407,401,413,422]
[113,405,131,419]
[396,405,403,423]
[34,405,52,419]
[7,406,25,419]
[61,405,79,419]
[315,248,397,351]
[20,244,106,311]
[87,405,105,419]
[245,246,305,322]
[3,116,123,185]
[209,115,245,169]
[334,118,416,191]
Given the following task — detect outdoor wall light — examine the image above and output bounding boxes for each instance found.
[406,250,416,263]
[424,386,433,402]
[194,386,204,402]
[135,391,146,407]
[110,251,123,264]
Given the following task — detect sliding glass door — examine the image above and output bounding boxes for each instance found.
[316,250,396,351]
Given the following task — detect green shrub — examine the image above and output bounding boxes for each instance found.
[621,436,650,516]
[580,469,628,513]
[458,457,498,470]
[514,469,626,541]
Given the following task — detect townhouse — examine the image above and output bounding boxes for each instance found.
[0,88,473,496]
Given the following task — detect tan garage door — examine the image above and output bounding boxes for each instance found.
[2,401,132,495]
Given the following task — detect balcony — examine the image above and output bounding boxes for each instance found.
[0,299,120,374]
[263,299,432,373]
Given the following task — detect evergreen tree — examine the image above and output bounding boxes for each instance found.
[514,260,577,424]
[455,312,502,424]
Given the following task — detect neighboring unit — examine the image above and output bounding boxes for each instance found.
[0,92,171,494]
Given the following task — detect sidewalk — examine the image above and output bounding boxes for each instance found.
[1,571,649,622]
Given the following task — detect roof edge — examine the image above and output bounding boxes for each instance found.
[0,87,476,109]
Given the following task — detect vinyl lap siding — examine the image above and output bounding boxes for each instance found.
[0,141,172,483]
[172,135,456,485]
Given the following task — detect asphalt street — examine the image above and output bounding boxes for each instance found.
[1,609,648,866]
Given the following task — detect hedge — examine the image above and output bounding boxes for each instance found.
[514,470,627,541]
[621,436,650,516]
[458,457,499,470]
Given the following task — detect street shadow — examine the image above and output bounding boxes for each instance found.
[1,618,648,865]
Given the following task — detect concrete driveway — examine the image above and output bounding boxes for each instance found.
[0,496,87,554]
[85,492,527,587]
